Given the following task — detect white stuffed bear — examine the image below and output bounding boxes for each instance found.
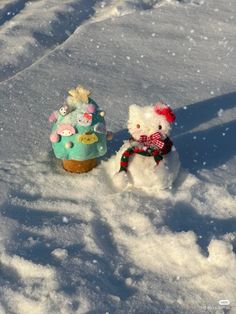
[107,102,180,190]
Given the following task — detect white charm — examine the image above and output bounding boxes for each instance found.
[77,112,93,126]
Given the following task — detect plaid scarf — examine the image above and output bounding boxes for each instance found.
[119,136,173,173]
[138,132,164,149]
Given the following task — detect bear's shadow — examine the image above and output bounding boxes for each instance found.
[106,128,129,159]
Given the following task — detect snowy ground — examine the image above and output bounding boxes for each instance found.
[0,0,236,313]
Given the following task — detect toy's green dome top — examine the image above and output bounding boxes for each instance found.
[48,85,107,161]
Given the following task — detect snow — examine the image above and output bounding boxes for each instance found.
[0,0,236,313]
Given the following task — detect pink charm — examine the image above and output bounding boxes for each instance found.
[87,103,96,113]
[57,124,76,136]
[48,111,58,123]
[50,133,60,143]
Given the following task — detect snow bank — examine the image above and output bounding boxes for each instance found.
[1,154,235,312]
[0,0,101,82]
[93,0,204,22]
[0,251,58,314]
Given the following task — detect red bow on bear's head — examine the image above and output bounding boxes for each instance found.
[154,102,176,123]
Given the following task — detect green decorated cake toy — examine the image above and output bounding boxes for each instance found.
[48,85,112,173]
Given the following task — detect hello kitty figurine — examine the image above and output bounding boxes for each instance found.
[108,102,180,190]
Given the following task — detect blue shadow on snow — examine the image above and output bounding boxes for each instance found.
[164,202,236,255]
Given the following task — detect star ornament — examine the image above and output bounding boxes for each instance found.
[68,85,91,103]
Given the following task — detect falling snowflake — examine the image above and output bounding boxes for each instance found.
[62,216,69,223]
[217,109,224,117]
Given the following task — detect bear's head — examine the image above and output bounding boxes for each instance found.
[128,102,175,140]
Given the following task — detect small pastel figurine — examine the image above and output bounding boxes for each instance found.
[109,102,180,190]
[49,85,112,173]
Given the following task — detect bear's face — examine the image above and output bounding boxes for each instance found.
[128,104,171,140]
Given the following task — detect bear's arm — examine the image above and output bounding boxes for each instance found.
[161,137,173,155]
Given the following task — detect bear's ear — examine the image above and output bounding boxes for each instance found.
[129,104,142,117]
